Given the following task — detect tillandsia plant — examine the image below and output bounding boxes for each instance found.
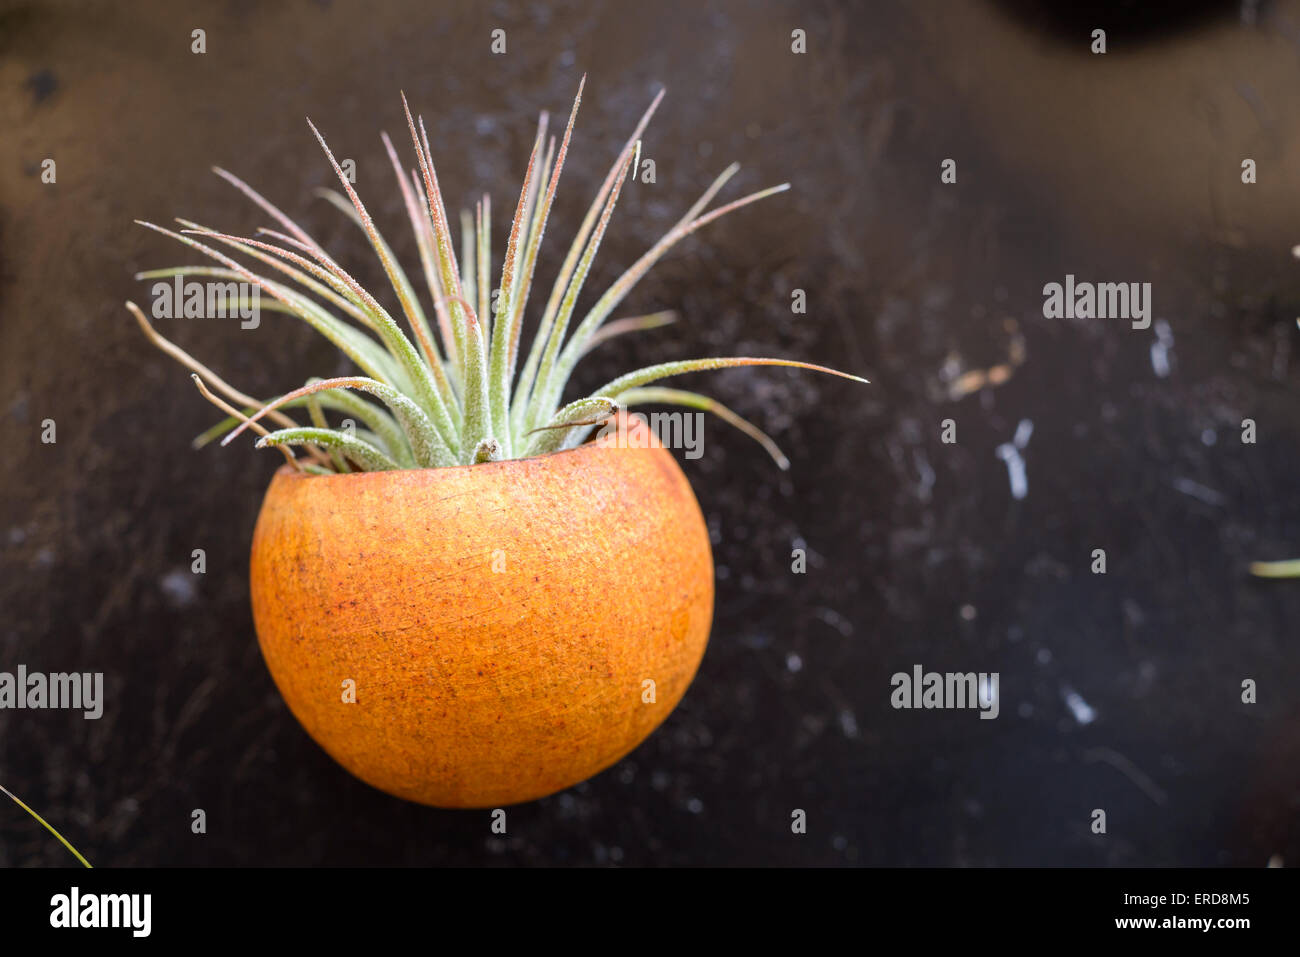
[128,78,866,809]
[128,76,863,474]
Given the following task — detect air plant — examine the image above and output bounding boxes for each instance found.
[126,79,866,808]
[127,76,863,475]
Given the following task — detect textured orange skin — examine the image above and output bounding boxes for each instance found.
[249,421,713,808]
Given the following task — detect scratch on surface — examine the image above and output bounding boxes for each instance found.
[1150,319,1173,378]
[1084,746,1168,806]
[1062,685,1096,726]
[914,449,935,503]
[996,418,1033,500]
[945,317,1026,400]
[1171,476,1224,507]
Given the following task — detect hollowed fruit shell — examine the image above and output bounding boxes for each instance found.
[249,420,714,807]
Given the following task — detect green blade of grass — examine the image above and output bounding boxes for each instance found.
[506,80,582,388]
[125,301,306,434]
[1,784,92,868]
[486,161,537,454]
[257,427,400,471]
[307,386,413,466]
[550,181,791,399]
[189,374,314,469]
[187,214,452,443]
[524,396,620,456]
[172,220,377,330]
[312,188,448,374]
[133,272,309,323]
[596,355,868,399]
[224,376,451,468]
[307,395,350,472]
[415,169,464,392]
[462,208,477,319]
[383,130,461,373]
[402,94,489,461]
[523,142,637,435]
[511,85,663,437]
[135,222,405,388]
[1249,559,1300,578]
[211,165,329,258]
[220,121,459,446]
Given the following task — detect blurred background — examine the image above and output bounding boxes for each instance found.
[2,0,1298,866]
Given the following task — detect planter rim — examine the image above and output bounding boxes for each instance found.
[276,415,666,483]
[274,444,582,483]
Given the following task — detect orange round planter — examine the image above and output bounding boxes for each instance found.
[248,422,714,808]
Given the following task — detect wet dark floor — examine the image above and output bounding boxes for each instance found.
[1,0,1297,866]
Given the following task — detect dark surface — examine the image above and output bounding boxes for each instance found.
[1,0,1297,866]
